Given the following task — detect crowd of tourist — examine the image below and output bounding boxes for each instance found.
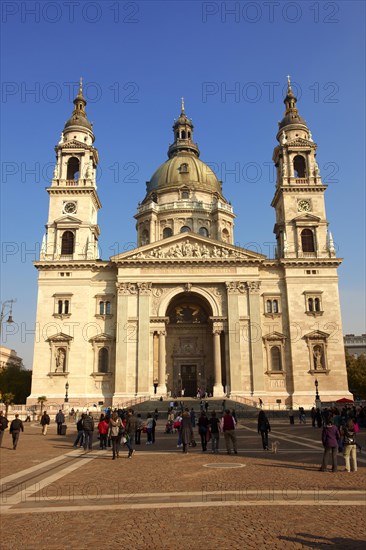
[0,403,364,472]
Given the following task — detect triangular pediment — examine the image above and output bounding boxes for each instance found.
[304,330,330,340]
[46,332,73,343]
[54,215,82,225]
[110,233,266,263]
[286,137,316,148]
[89,333,115,343]
[263,331,286,341]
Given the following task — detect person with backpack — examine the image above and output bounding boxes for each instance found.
[319,415,340,472]
[82,412,94,451]
[40,411,50,435]
[257,410,271,451]
[221,409,238,455]
[55,410,65,435]
[341,419,357,472]
[0,411,9,447]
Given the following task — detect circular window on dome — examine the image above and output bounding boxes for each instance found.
[180,226,191,233]
[199,227,209,237]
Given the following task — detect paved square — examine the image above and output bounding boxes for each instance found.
[1,414,365,549]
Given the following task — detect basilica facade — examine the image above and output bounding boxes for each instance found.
[28,79,351,408]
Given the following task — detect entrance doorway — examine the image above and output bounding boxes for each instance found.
[181,364,197,397]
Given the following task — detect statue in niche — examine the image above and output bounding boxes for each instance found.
[55,348,66,372]
[282,160,288,178]
[313,347,323,370]
[85,162,93,179]
[53,164,59,179]
[280,132,287,145]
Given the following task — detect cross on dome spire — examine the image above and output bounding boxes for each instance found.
[181,96,185,113]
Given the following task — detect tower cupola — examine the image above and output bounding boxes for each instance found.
[278,76,308,131]
[63,78,94,143]
[168,98,200,158]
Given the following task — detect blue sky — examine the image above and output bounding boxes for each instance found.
[1,0,365,368]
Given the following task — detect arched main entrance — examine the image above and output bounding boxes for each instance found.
[165,293,214,397]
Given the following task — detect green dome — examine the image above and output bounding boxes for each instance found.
[147,153,221,194]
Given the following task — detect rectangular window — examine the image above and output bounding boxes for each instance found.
[53,294,73,317]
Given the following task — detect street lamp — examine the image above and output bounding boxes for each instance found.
[315,379,320,407]
[65,382,69,403]
[0,299,16,337]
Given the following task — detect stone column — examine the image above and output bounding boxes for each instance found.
[157,330,167,395]
[137,282,152,395]
[246,281,264,394]
[212,328,224,397]
[225,282,246,395]
[114,282,137,401]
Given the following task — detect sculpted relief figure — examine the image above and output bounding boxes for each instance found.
[130,241,245,261]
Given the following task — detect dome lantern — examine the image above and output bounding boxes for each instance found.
[168,98,200,159]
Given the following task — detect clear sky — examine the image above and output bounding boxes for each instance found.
[1,0,365,368]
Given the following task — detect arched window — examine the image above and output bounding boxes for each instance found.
[99,301,104,315]
[180,226,191,233]
[181,191,189,199]
[163,227,173,239]
[58,300,63,314]
[181,130,186,139]
[105,301,111,315]
[199,227,209,237]
[314,298,321,312]
[61,231,74,255]
[271,346,282,371]
[294,155,306,178]
[266,300,272,313]
[98,348,109,373]
[188,131,191,139]
[308,298,314,312]
[301,229,315,252]
[179,163,189,174]
[66,157,80,180]
[64,300,69,314]
[273,300,278,313]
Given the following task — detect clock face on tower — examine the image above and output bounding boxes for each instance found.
[298,199,311,212]
[63,201,77,214]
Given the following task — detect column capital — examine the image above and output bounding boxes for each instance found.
[116,282,138,295]
[225,281,246,294]
[246,281,261,294]
[137,282,152,295]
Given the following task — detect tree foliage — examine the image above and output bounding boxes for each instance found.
[0,365,32,404]
[346,352,366,400]
[2,392,15,416]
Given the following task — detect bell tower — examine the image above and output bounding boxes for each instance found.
[271,77,336,259]
[41,78,101,261]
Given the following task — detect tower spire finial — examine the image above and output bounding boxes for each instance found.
[181,96,185,113]
[286,74,292,95]
[79,76,83,96]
